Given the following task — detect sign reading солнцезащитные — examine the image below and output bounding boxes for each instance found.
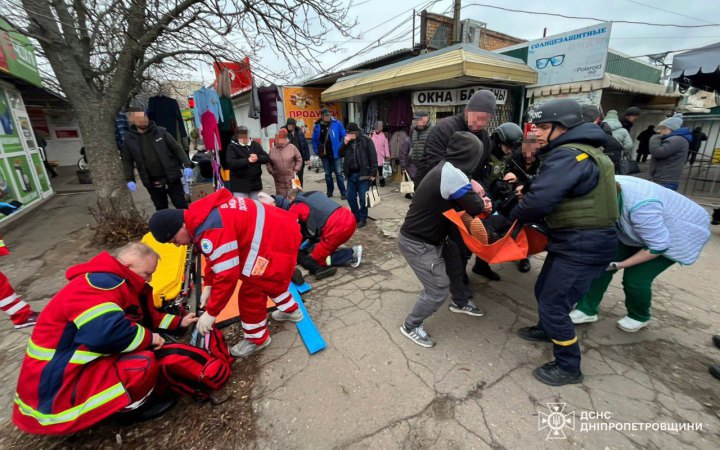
[412,86,508,107]
[527,22,612,87]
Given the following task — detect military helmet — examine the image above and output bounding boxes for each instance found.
[527,99,584,128]
[492,122,524,149]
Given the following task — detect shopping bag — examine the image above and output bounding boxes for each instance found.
[443,209,548,264]
[400,171,414,194]
[291,173,302,191]
[619,151,640,175]
[382,161,393,178]
[366,184,381,207]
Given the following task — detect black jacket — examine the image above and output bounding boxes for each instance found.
[401,132,487,246]
[339,134,377,179]
[636,128,656,155]
[418,114,492,184]
[510,122,617,262]
[225,140,270,193]
[283,127,311,161]
[122,122,192,187]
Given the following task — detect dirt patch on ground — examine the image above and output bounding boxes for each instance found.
[0,323,260,450]
[612,339,719,412]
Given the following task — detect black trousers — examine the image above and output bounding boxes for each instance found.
[636,152,649,163]
[297,162,306,185]
[146,178,188,211]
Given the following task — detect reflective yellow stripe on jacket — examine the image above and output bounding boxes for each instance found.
[26,339,105,365]
[73,302,124,328]
[14,383,126,426]
[158,314,175,330]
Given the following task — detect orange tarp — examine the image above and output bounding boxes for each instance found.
[444,210,548,264]
[200,257,275,324]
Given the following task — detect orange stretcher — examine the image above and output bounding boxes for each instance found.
[444,210,548,264]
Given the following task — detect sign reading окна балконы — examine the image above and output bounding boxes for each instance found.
[412,86,508,107]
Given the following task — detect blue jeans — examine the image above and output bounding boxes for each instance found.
[657,182,679,191]
[346,172,369,222]
[322,157,346,196]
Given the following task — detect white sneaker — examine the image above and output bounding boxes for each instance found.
[351,245,363,268]
[271,309,303,323]
[230,337,272,357]
[617,316,649,332]
[570,309,598,324]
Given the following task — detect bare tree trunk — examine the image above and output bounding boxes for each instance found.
[74,101,141,220]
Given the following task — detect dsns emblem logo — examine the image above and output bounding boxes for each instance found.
[527,109,543,122]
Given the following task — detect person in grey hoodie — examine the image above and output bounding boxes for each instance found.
[603,110,634,154]
[649,114,692,191]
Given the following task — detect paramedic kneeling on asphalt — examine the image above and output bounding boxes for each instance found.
[149,189,303,358]
[510,99,618,387]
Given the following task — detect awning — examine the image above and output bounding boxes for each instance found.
[669,41,720,91]
[321,44,537,102]
[525,73,682,98]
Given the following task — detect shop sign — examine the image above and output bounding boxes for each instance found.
[527,22,612,87]
[0,19,41,86]
[283,87,344,138]
[531,90,602,107]
[412,86,508,106]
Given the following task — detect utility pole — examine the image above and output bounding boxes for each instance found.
[453,0,462,44]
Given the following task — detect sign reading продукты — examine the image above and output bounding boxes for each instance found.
[412,86,508,107]
[527,22,612,87]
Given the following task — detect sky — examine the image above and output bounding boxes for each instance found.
[194,0,720,85]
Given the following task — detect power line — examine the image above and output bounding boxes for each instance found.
[622,0,715,25]
[462,2,720,28]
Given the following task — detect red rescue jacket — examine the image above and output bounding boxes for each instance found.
[184,189,301,316]
[13,252,182,435]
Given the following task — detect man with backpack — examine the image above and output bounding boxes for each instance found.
[12,243,235,435]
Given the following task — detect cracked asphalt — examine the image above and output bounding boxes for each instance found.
[0,169,718,449]
[254,175,720,449]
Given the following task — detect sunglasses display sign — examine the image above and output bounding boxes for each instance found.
[527,22,612,87]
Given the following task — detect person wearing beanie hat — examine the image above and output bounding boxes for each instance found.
[267,128,303,197]
[399,131,492,349]
[648,113,692,190]
[621,106,641,132]
[418,89,496,183]
[148,189,304,358]
[370,121,390,187]
[339,122,377,228]
[510,98,619,386]
[311,108,347,199]
[282,118,311,184]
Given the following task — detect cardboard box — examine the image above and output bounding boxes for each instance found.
[190,182,215,203]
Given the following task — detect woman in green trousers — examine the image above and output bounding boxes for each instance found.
[571,176,710,332]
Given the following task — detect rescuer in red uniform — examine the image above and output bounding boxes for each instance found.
[149,189,303,358]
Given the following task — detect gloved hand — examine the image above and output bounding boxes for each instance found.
[196,311,216,335]
[606,262,622,271]
[127,181,136,192]
[200,286,212,309]
[183,167,194,179]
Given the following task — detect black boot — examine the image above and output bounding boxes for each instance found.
[712,335,720,349]
[517,325,551,342]
[472,258,501,281]
[314,266,337,280]
[710,365,720,381]
[712,209,720,226]
[533,361,583,386]
[298,252,336,280]
[517,258,531,273]
[116,397,176,425]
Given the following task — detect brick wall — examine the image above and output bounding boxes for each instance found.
[421,11,525,51]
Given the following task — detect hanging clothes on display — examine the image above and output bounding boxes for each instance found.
[148,95,187,146]
[248,82,261,119]
[258,85,280,129]
[192,86,223,130]
[217,96,236,168]
[389,129,409,159]
[200,111,222,152]
[115,111,129,151]
[364,99,378,134]
[387,94,413,128]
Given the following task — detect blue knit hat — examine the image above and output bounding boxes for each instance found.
[658,113,683,131]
